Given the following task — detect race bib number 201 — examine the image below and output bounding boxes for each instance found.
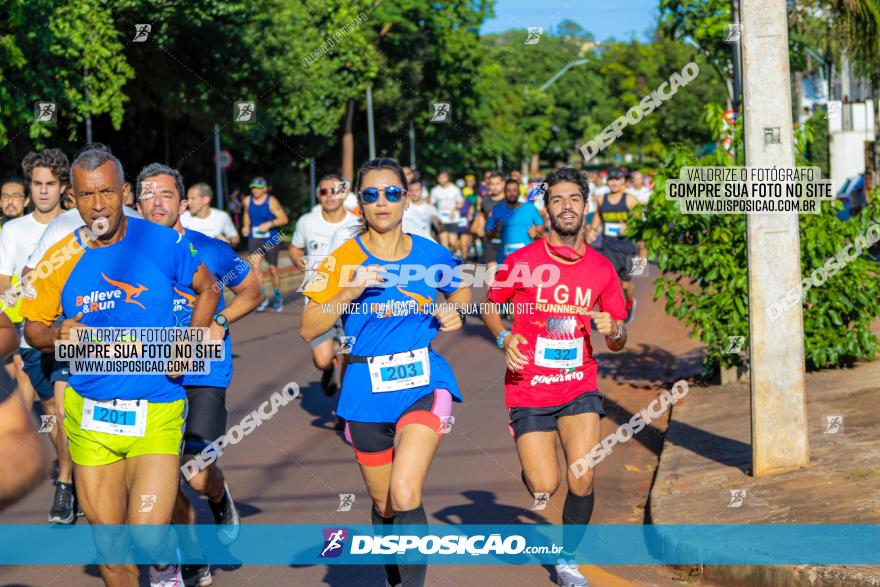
[81,398,147,437]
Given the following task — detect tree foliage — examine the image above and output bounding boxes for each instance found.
[0,1,755,213]
[630,103,880,372]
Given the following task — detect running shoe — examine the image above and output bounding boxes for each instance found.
[555,560,588,586]
[209,482,241,545]
[320,366,337,397]
[182,564,212,587]
[149,564,184,587]
[272,296,284,312]
[624,298,636,325]
[48,481,76,524]
[255,297,270,313]
[76,496,84,517]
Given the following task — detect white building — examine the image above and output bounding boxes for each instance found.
[827,99,875,193]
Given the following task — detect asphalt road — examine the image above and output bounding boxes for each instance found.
[1,264,710,587]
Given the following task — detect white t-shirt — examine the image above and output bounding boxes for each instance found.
[0,213,58,348]
[295,210,361,304]
[403,202,440,241]
[429,184,463,224]
[26,207,141,269]
[180,208,238,240]
[292,209,360,258]
[0,214,51,281]
[626,186,652,205]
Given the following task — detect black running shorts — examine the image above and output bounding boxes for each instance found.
[600,238,638,282]
[508,390,605,439]
[345,389,452,466]
[248,237,280,266]
[183,386,228,455]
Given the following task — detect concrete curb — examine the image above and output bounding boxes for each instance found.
[648,361,880,587]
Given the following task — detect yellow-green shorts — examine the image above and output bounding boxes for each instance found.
[64,387,187,466]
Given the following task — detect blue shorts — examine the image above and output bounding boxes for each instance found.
[51,360,70,384]
[19,347,56,402]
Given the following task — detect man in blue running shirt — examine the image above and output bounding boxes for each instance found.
[486,178,545,264]
[137,163,263,587]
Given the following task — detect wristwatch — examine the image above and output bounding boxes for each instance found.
[496,328,511,349]
[213,313,229,333]
[609,321,624,341]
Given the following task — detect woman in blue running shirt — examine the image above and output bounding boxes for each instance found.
[301,158,471,587]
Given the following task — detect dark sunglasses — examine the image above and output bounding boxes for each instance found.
[359,186,405,204]
[318,188,337,196]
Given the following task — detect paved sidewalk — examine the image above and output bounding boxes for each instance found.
[650,359,880,586]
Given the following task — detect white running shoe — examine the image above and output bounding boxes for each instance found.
[150,564,184,586]
[555,560,588,587]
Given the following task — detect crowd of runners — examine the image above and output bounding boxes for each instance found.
[0,144,652,587]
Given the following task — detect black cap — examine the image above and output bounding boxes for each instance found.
[607,168,626,180]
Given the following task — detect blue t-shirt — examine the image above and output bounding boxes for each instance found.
[174,229,250,388]
[303,234,463,422]
[22,217,202,402]
[486,201,544,262]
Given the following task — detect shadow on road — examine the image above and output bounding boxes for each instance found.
[286,564,385,586]
[595,343,703,389]
[601,385,750,472]
[433,490,548,525]
[665,418,751,474]
[298,381,347,443]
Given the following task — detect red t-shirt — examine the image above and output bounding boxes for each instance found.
[487,239,627,408]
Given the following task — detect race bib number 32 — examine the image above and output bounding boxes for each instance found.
[81,398,147,437]
[534,337,584,369]
[368,347,431,393]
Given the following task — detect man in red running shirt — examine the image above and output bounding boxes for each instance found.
[482,167,628,587]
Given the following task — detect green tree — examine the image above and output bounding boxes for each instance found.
[630,103,880,373]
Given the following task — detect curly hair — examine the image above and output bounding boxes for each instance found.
[543,167,590,206]
[21,148,70,186]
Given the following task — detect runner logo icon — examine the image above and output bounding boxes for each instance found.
[430,102,451,123]
[824,415,843,434]
[726,24,742,42]
[337,494,355,512]
[39,415,56,433]
[133,24,152,42]
[320,528,348,558]
[728,489,746,508]
[525,27,543,44]
[725,336,744,354]
[235,102,257,123]
[34,102,57,123]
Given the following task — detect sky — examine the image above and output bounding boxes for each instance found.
[481,0,660,42]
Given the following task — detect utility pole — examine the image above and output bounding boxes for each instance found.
[409,121,416,170]
[366,85,376,159]
[84,67,93,144]
[731,0,744,114]
[741,0,809,476]
[213,124,224,211]
[309,158,316,209]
